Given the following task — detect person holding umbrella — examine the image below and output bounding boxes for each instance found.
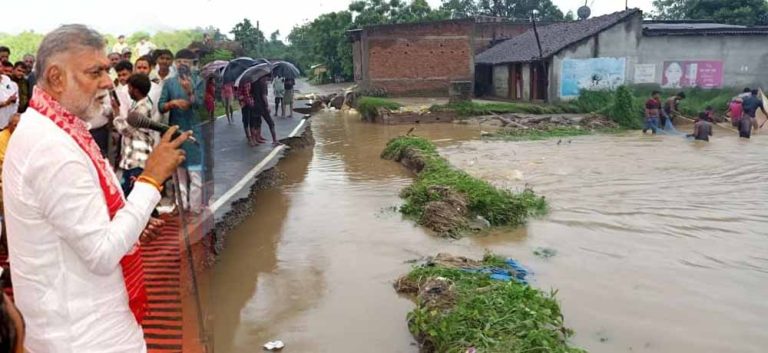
[252,75,280,146]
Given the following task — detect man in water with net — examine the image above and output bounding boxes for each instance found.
[739,89,767,139]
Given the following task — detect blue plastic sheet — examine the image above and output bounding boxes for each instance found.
[462,258,531,284]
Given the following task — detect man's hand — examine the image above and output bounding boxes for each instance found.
[140,217,166,244]
[174,99,191,111]
[8,93,17,103]
[140,126,191,184]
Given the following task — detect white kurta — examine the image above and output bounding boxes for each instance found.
[0,75,19,128]
[2,108,161,353]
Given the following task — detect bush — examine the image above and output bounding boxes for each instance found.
[574,90,614,113]
[357,96,403,119]
[605,86,643,129]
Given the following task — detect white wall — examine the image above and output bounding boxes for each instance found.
[493,65,509,98]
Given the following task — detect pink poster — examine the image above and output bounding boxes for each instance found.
[661,61,723,89]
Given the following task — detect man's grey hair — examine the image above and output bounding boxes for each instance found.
[23,54,35,60]
[36,24,105,79]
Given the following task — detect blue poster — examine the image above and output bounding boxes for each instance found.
[560,57,626,98]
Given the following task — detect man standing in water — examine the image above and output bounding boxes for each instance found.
[662,92,686,129]
[739,89,767,139]
[691,112,713,141]
[643,90,662,134]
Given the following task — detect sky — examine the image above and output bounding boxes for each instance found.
[2,0,654,39]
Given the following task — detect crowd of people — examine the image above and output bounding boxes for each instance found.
[0,23,303,352]
[0,25,207,352]
[644,88,767,141]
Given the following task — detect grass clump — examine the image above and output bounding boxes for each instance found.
[489,127,594,141]
[398,254,585,353]
[357,96,403,119]
[431,101,582,117]
[382,136,546,235]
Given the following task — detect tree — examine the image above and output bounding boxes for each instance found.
[486,0,563,20]
[152,29,204,54]
[440,0,479,18]
[0,31,44,62]
[653,0,768,25]
[288,11,355,80]
[128,31,152,45]
[230,19,266,57]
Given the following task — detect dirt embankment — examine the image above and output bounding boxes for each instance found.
[208,127,315,264]
[458,113,618,130]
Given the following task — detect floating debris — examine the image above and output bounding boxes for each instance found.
[263,340,285,351]
[534,247,558,259]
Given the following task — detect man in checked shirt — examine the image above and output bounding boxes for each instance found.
[113,73,157,196]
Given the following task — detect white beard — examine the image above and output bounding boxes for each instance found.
[60,87,108,124]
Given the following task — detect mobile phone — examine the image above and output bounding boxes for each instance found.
[110,90,120,106]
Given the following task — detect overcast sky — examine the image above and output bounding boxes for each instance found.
[2,0,654,39]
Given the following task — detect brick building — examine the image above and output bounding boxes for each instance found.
[348,18,534,96]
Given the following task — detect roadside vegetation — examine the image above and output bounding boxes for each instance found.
[396,253,585,353]
[430,101,582,116]
[382,136,546,237]
[357,96,403,119]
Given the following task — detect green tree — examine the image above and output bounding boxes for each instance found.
[288,11,355,80]
[653,0,768,25]
[128,31,152,45]
[440,0,479,18]
[476,0,564,20]
[230,19,266,57]
[0,31,45,62]
[152,29,204,54]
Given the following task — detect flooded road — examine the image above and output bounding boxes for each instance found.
[212,113,488,353]
[213,114,768,353]
[444,128,768,353]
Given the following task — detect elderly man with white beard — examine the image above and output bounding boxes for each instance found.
[1,24,191,353]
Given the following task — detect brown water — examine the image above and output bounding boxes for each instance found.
[212,115,768,353]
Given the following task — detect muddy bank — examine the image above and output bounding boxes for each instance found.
[459,113,615,128]
[382,136,546,237]
[208,126,315,264]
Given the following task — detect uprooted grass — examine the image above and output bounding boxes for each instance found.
[431,101,583,117]
[382,136,546,234]
[488,127,594,141]
[397,253,585,353]
[357,96,404,119]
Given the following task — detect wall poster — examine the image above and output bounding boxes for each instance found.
[560,57,626,98]
[661,61,723,89]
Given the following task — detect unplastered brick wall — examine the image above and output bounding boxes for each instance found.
[366,20,474,95]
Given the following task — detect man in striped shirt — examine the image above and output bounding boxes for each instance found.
[114,73,156,195]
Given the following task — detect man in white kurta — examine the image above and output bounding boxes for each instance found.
[2,24,188,353]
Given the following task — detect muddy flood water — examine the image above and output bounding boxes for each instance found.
[212,114,768,353]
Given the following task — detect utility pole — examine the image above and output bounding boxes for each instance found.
[531,11,543,58]
[626,0,629,10]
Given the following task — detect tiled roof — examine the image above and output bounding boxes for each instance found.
[475,9,640,65]
[643,21,768,36]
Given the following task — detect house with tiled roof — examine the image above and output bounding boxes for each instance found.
[476,9,768,102]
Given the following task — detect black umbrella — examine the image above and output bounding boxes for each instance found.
[234,63,272,87]
[222,57,264,84]
[272,61,300,79]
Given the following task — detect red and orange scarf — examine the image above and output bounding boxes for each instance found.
[28,86,147,323]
